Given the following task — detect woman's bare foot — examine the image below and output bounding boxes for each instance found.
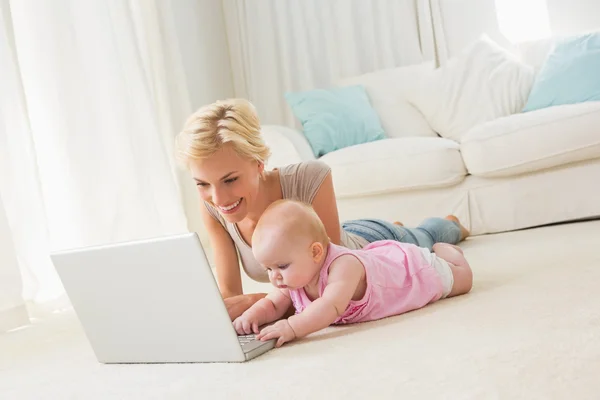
[444,215,470,241]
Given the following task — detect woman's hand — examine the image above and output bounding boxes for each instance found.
[257,319,296,347]
[224,293,267,321]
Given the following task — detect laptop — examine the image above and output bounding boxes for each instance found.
[50,232,276,363]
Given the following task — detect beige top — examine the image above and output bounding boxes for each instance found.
[204,160,369,283]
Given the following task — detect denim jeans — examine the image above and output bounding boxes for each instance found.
[342,218,461,251]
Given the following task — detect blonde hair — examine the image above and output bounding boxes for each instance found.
[253,199,330,248]
[175,98,271,167]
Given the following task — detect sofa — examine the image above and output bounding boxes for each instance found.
[260,37,600,236]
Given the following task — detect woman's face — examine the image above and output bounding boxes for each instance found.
[189,143,263,223]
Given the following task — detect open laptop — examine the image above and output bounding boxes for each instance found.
[50,232,276,363]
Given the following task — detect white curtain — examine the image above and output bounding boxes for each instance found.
[0,197,29,331]
[0,0,439,332]
[223,0,438,126]
[0,0,198,331]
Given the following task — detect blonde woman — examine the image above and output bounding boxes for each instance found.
[176,99,470,320]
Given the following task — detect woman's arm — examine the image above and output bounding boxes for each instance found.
[199,204,243,298]
[311,172,342,245]
[201,204,274,320]
[200,205,296,321]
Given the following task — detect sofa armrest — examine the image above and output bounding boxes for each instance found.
[261,125,315,168]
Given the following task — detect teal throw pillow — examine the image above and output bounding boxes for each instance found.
[523,32,600,112]
[285,85,385,157]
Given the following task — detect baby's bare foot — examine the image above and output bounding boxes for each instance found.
[444,215,470,241]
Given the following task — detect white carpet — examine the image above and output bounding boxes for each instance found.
[3,221,600,400]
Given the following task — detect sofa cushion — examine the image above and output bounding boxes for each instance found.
[320,137,467,198]
[523,32,600,112]
[336,62,437,139]
[407,35,535,142]
[460,102,600,178]
[284,85,385,157]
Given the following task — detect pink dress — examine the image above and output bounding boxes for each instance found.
[288,241,445,324]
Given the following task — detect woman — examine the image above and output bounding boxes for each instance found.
[175,99,469,320]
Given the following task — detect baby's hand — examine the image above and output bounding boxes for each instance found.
[233,312,260,335]
[256,319,296,347]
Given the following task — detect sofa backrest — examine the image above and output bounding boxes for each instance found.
[336,62,439,139]
[514,37,556,73]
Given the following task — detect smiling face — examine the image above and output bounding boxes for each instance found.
[189,143,264,223]
[176,99,272,223]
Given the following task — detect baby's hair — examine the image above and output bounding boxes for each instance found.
[253,199,330,248]
[175,98,271,168]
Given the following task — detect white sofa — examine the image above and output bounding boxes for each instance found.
[261,39,600,236]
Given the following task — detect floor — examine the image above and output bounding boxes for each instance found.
[2,220,600,400]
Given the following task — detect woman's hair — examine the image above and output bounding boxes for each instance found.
[175,98,271,167]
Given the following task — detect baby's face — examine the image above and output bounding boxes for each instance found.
[253,235,321,290]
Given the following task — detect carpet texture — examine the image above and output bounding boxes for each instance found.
[2,221,600,399]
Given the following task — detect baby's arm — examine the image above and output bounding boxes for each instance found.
[288,255,364,338]
[254,289,292,323]
[233,289,292,334]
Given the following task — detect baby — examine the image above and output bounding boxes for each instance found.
[233,200,473,347]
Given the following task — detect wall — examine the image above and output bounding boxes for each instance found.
[436,0,600,58]
[547,0,600,36]
[435,0,510,58]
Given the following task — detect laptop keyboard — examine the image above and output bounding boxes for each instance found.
[237,333,276,355]
[238,334,257,345]
[238,334,269,354]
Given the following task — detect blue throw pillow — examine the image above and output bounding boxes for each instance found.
[284,85,385,157]
[523,32,600,112]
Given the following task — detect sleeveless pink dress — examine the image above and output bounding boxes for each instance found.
[288,241,445,324]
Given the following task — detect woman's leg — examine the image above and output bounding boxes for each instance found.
[402,216,469,251]
[442,215,471,241]
[343,216,469,251]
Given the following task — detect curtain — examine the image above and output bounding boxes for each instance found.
[0,0,198,331]
[0,0,440,332]
[223,0,438,126]
[0,197,29,331]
